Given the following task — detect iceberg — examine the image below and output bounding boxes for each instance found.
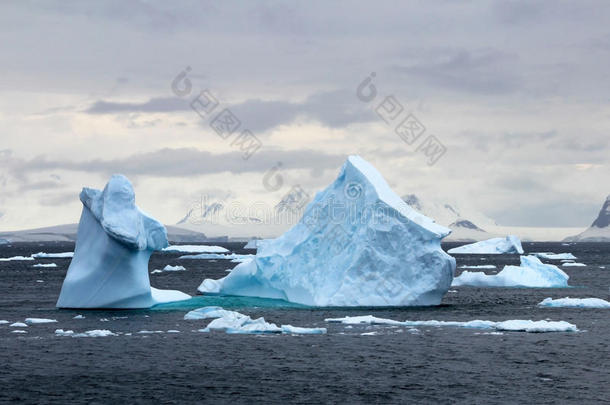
[56,175,190,309]
[198,156,455,307]
[533,252,577,260]
[447,235,524,255]
[538,297,610,308]
[325,316,577,332]
[189,306,327,334]
[452,255,569,288]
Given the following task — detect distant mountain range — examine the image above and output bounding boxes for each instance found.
[565,195,610,242]
[0,224,212,243]
[402,194,497,242]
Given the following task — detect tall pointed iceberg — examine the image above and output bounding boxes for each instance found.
[199,156,455,306]
[57,175,190,308]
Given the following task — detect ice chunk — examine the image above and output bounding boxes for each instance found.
[32,252,74,258]
[458,265,496,269]
[151,265,186,273]
[25,318,57,324]
[10,322,27,327]
[198,156,455,307]
[163,245,228,253]
[452,255,569,288]
[56,175,190,308]
[448,236,524,254]
[326,316,577,332]
[32,263,57,268]
[0,320,9,324]
[494,320,577,333]
[12,330,27,334]
[562,262,586,267]
[73,315,85,319]
[190,306,326,335]
[538,297,610,308]
[533,252,577,260]
[55,329,117,337]
[0,256,34,261]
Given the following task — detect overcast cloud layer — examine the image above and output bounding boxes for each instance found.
[0,1,609,238]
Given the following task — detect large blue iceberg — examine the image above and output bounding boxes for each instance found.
[57,175,190,308]
[199,156,456,306]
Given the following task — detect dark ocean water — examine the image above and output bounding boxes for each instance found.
[1,241,609,404]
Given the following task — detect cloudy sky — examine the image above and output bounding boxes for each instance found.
[0,1,609,238]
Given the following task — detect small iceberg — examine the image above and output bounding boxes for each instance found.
[538,297,610,308]
[198,156,455,307]
[187,306,326,335]
[448,235,524,255]
[32,263,58,268]
[325,316,577,332]
[163,245,228,254]
[533,252,577,260]
[458,265,496,269]
[10,322,28,327]
[452,255,569,288]
[56,175,190,309]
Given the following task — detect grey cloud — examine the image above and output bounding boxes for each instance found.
[86,90,376,132]
[6,148,347,178]
[490,200,601,227]
[395,49,520,95]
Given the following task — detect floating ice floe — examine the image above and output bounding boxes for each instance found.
[538,297,610,308]
[0,256,34,261]
[452,255,569,288]
[32,263,58,268]
[163,245,228,254]
[179,253,254,262]
[187,306,326,335]
[561,262,586,267]
[12,330,27,334]
[56,175,190,308]
[151,265,187,274]
[458,265,496,269]
[73,315,85,319]
[447,235,524,255]
[533,252,577,260]
[244,239,273,249]
[325,316,578,332]
[198,156,455,307]
[32,252,74,259]
[0,320,9,324]
[10,322,27,327]
[55,329,117,337]
[25,318,57,324]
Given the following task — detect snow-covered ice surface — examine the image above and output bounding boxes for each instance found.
[198,156,455,306]
[538,297,610,308]
[534,252,577,260]
[326,316,578,332]
[190,306,327,335]
[163,245,228,253]
[56,175,190,308]
[447,235,524,254]
[452,255,569,288]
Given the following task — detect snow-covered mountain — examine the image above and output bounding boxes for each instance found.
[0,223,209,243]
[402,194,496,242]
[565,195,610,242]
